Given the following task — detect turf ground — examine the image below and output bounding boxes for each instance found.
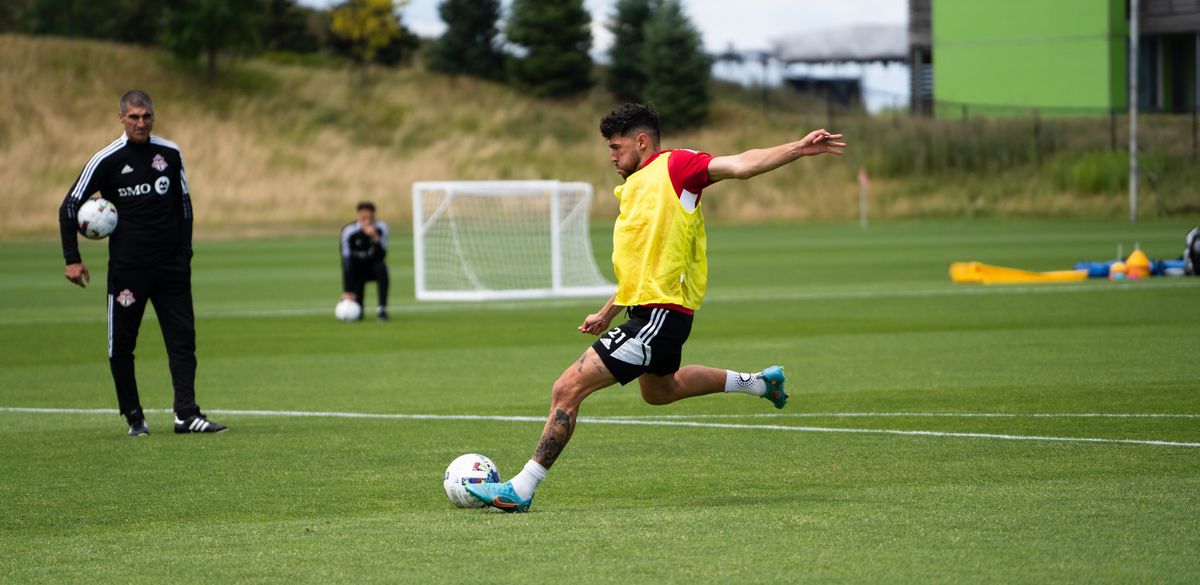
[1,219,1198,583]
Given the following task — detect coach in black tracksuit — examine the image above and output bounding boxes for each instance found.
[340,201,391,321]
[59,90,226,436]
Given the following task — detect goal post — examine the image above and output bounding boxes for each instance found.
[412,181,615,301]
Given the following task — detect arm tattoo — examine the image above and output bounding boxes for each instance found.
[533,408,574,469]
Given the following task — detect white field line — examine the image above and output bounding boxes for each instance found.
[2,279,1197,326]
[2,407,1198,448]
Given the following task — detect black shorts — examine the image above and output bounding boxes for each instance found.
[592,306,694,385]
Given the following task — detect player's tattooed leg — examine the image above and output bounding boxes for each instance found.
[588,353,606,374]
[533,408,574,469]
[574,352,605,375]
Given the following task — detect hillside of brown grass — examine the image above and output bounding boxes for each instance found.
[2,34,1193,240]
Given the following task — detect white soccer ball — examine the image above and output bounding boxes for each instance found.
[443,453,501,509]
[77,198,118,240]
[334,299,362,321]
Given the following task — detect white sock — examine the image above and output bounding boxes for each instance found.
[509,459,548,500]
[724,370,767,396]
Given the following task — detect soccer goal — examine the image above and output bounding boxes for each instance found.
[412,181,615,301]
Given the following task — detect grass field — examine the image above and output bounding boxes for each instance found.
[2,219,1199,583]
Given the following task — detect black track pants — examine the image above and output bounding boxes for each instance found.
[347,261,389,311]
[107,262,199,419]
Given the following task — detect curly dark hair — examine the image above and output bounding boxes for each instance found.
[599,103,661,143]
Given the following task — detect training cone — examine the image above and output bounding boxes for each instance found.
[1125,249,1150,279]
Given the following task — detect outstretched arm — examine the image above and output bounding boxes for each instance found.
[707,129,846,181]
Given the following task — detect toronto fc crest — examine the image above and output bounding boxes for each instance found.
[151,154,168,172]
[116,289,136,307]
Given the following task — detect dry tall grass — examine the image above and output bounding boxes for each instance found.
[2,35,1194,240]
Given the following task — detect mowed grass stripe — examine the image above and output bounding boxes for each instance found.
[2,278,1197,326]
[4,407,1197,448]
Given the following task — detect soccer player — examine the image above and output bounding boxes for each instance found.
[466,104,846,512]
[339,201,391,321]
[58,90,227,437]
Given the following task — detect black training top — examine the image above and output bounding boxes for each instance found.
[59,133,193,268]
[340,221,389,265]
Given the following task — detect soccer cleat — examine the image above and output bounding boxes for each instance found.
[377,308,390,322]
[464,481,533,513]
[760,366,788,409]
[174,413,228,434]
[127,419,149,437]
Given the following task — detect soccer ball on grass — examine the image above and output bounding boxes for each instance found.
[334,298,362,321]
[77,198,118,240]
[443,453,501,508]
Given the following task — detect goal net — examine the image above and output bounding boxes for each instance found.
[412,181,615,301]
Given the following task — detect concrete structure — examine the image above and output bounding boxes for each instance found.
[769,25,907,107]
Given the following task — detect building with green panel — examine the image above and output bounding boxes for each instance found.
[908,0,1199,116]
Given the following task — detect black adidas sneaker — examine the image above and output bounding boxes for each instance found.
[174,413,228,434]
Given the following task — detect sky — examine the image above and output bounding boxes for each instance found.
[300,0,911,108]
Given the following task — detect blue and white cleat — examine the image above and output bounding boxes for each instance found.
[464,481,533,513]
[760,366,788,409]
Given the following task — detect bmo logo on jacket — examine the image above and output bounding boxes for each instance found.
[118,183,152,198]
[117,177,170,198]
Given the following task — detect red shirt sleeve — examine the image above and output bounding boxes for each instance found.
[667,149,717,196]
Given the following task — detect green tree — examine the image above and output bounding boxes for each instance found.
[330,0,406,65]
[160,0,262,79]
[3,0,36,34]
[605,0,654,102]
[426,0,503,81]
[0,0,31,32]
[18,0,161,44]
[640,0,711,130]
[261,0,321,54]
[328,0,418,74]
[506,0,592,98]
[372,23,420,67]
